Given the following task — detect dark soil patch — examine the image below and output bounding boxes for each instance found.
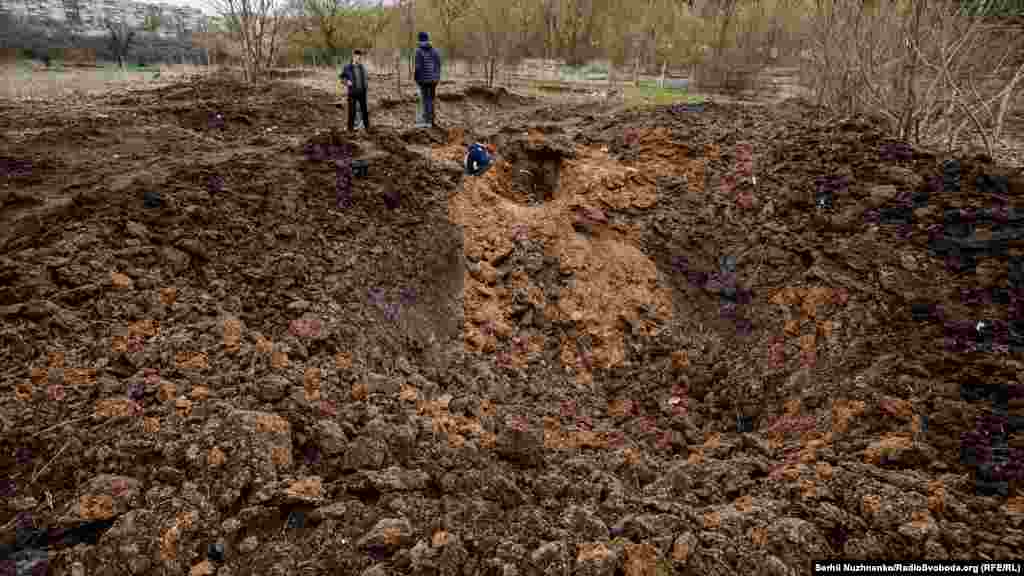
[1,76,1022,576]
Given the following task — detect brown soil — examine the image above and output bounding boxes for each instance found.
[2,70,1024,576]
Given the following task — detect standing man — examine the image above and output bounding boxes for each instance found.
[414,32,442,128]
[340,49,370,132]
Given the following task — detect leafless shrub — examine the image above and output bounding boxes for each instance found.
[801,0,1024,156]
[209,0,287,82]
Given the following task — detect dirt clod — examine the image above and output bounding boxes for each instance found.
[2,73,1023,576]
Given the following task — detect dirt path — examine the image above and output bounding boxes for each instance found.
[1,72,1023,576]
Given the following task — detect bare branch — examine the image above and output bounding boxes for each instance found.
[994,61,1024,144]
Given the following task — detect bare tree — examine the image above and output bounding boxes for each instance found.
[398,0,416,79]
[351,1,390,54]
[106,18,135,70]
[297,0,353,64]
[429,0,473,63]
[470,0,514,86]
[142,8,162,33]
[210,0,286,81]
[803,0,1024,156]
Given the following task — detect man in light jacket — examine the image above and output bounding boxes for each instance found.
[340,49,370,132]
[414,32,442,128]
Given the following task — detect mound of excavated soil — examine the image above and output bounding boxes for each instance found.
[1,75,1023,576]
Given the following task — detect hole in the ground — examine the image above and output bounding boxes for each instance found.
[502,140,567,204]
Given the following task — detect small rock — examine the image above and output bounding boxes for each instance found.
[238,536,259,554]
[488,475,526,508]
[221,518,242,534]
[497,421,544,466]
[189,560,216,576]
[162,246,191,274]
[864,435,915,466]
[111,272,134,290]
[786,368,811,393]
[671,532,697,564]
[867,185,899,208]
[623,542,658,576]
[740,434,772,457]
[176,238,209,261]
[564,505,608,540]
[535,473,570,500]
[357,518,414,552]
[315,419,348,456]
[762,555,793,576]
[914,206,937,220]
[287,300,311,311]
[472,261,498,285]
[257,375,289,402]
[154,466,185,485]
[283,477,323,503]
[923,538,949,559]
[129,557,151,575]
[880,166,924,189]
[309,502,348,522]
[613,515,657,541]
[877,395,914,421]
[530,541,564,569]
[366,372,400,396]
[365,467,430,491]
[409,538,435,570]
[344,436,388,470]
[576,542,620,576]
[766,517,830,566]
[898,513,939,542]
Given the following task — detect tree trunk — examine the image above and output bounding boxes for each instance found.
[901,0,926,142]
[716,0,738,58]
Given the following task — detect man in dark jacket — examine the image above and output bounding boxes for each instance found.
[340,50,370,132]
[414,32,442,128]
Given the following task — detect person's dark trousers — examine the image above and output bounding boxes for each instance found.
[347,91,369,131]
[419,82,437,127]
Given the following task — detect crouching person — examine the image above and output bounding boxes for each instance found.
[465,143,496,176]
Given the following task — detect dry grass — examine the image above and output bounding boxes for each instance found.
[0,63,218,100]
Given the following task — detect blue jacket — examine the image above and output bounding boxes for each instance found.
[340,62,368,94]
[415,42,441,84]
[465,143,492,175]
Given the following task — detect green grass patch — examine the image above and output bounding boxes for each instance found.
[558,63,609,82]
[624,84,705,107]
